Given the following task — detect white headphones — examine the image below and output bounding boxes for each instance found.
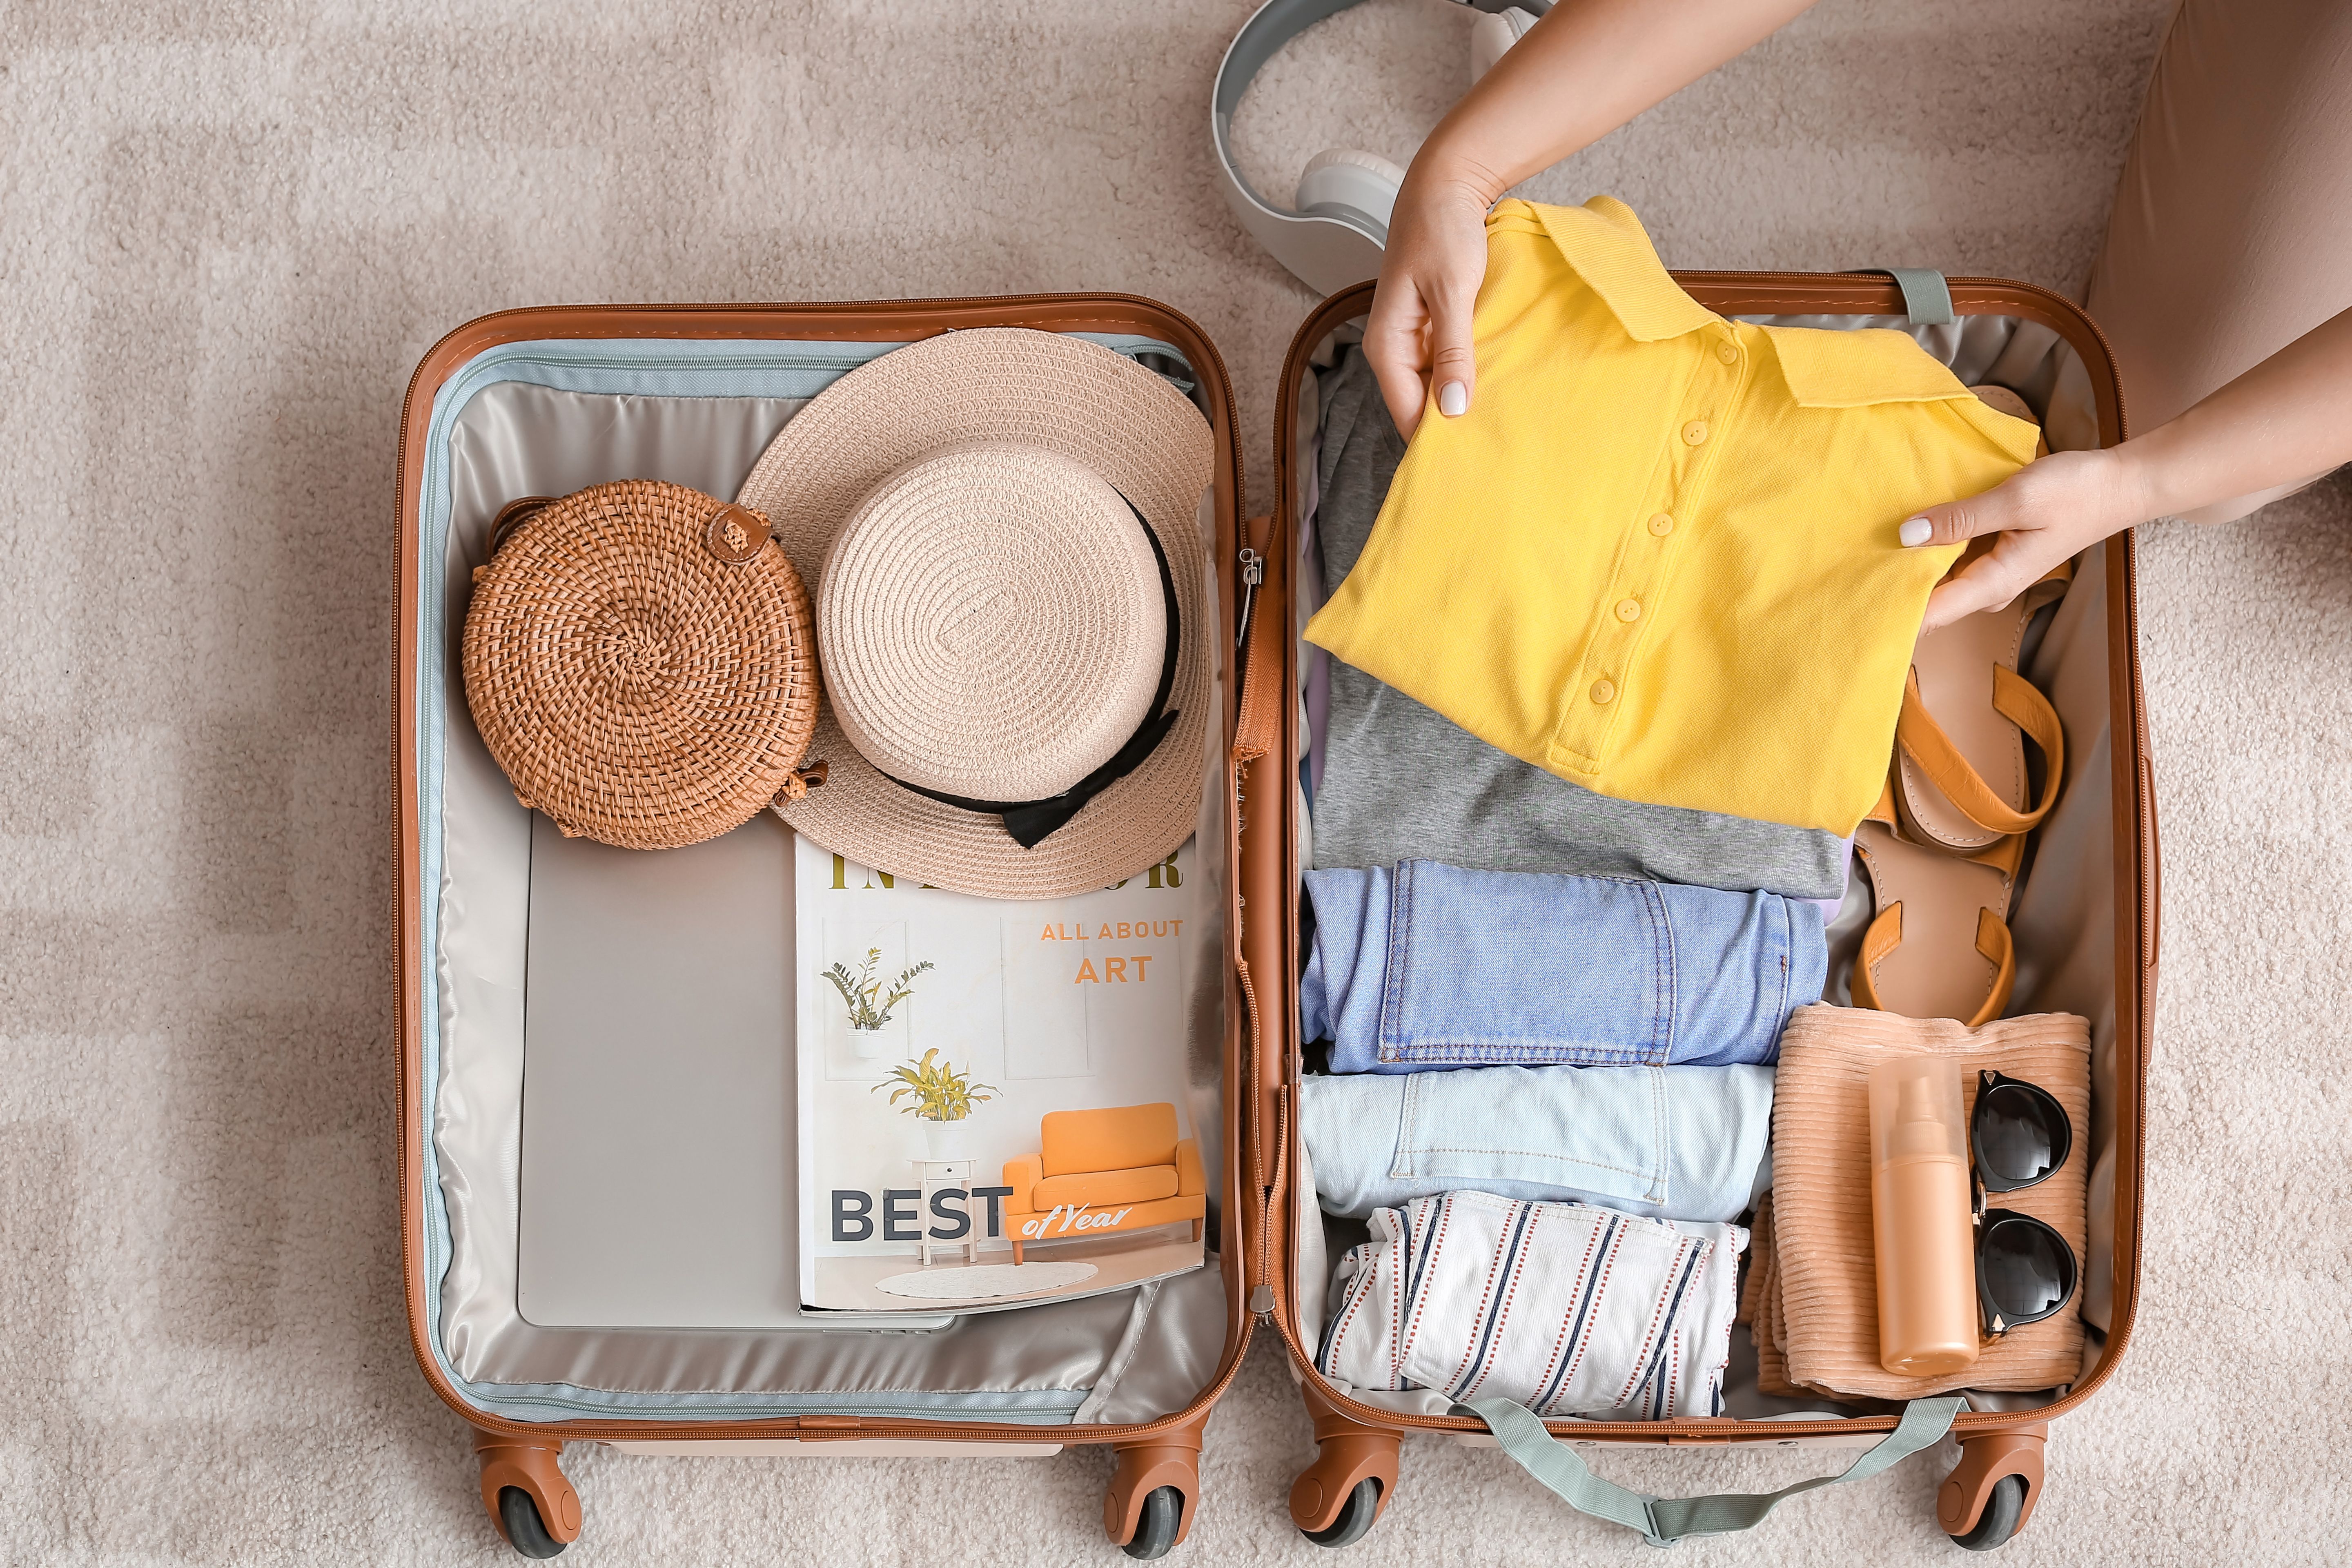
[1211,0,1549,296]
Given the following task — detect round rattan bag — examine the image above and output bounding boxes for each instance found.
[461,480,823,850]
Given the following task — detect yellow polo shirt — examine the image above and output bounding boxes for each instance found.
[1303,196,2040,837]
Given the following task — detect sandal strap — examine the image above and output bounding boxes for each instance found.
[1850,904,1902,1012]
[1869,761,2028,885]
[1865,774,1898,830]
[1970,907,2017,1026]
[1896,664,2065,837]
[1849,901,2017,1027]
[1965,828,2026,884]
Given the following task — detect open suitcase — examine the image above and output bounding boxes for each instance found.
[1237,273,2160,1551]
[396,266,2156,1558]
[394,296,1261,1558]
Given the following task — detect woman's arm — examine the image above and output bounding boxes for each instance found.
[1906,305,2352,630]
[1368,0,1821,435]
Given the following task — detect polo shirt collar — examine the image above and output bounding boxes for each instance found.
[1522,196,2043,460]
[1528,196,1721,344]
[1758,330,2044,461]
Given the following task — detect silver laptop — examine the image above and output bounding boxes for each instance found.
[517,811,949,1331]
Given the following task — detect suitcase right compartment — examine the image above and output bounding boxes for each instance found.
[1240,274,2156,1551]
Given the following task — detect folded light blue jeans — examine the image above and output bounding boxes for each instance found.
[1300,1064,1773,1223]
[1301,860,1824,1071]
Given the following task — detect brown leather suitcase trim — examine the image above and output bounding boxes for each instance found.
[393,295,1254,1446]
[1243,275,2158,1446]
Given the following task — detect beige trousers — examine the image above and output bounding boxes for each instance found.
[2085,0,2352,522]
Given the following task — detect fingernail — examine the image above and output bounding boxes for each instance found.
[1437,381,1468,418]
[1898,517,1933,548]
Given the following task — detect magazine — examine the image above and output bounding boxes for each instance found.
[794,835,1207,1314]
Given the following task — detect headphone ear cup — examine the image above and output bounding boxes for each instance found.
[1294,148,1408,238]
[1469,7,1540,84]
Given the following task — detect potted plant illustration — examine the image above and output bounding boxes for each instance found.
[875,1048,998,1162]
[821,948,934,1059]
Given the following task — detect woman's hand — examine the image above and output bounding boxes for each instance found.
[1364,163,1501,439]
[1909,302,2352,631]
[1356,0,1827,438]
[1901,449,2141,633]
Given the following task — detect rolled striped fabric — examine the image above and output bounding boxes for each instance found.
[1319,1190,1746,1420]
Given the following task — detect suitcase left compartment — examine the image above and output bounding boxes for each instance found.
[394,299,1252,1558]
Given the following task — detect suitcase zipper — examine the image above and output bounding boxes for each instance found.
[1237,947,1274,1321]
[1252,1080,1289,1323]
[466,348,929,375]
[1235,545,1263,650]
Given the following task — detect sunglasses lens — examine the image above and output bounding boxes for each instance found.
[1975,1080,2070,1189]
[1980,1214,2077,1327]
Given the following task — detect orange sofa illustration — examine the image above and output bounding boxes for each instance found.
[1000,1102,1205,1263]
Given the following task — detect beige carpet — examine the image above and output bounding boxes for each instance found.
[6,0,2346,1561]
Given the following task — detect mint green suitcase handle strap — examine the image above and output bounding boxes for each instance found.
[1862,267,1956,326]
[1454,1396,1964,1547]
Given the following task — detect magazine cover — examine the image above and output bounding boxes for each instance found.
[795,835,1206,1314]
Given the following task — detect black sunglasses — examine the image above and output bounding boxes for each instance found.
[1971,1071,2078,1337]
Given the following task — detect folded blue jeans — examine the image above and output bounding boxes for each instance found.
[1300,1063,1773,1223]
[1301,860,1825,1071]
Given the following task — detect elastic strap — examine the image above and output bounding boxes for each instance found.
[1864,268,1956,327]
[1456,1396,1964,1546]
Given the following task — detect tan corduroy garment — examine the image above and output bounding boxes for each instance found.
[1742,1005,2090,1399]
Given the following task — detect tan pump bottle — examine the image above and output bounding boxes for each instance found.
[1869,1054,1979,1376]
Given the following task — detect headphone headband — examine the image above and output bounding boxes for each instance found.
[1210,0,1548,295]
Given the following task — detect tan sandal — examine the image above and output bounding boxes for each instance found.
[1894,550,2070,852]
[1895,385,2070,853]
[1851,782,2020,1025]
[1851,384,2066,1024]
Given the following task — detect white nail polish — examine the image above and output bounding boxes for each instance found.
[1437,381,1468,418]
[1898,517,1933,548]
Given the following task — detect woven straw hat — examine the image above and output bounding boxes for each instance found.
[736,328,1216,899]
[461,480,824,850]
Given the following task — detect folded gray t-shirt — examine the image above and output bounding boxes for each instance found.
[1310,348,1849,900]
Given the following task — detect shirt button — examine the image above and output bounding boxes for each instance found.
[1682,420,1709,445]
[1615,598,1642,622]
[1648,512,1675,537]
[1716,341,1740,365]
[1590,678,1617,705]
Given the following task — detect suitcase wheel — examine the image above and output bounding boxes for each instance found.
[1937,1427,2044,1549]
[497,1487,567,1559]
[1103,1424,1203,1556]
[1948,1474,2026,1552]
[1287,1399,1399,1546]
[474,1435,581,1558]
[1120,1486,1185,1560]
[1299,1477,1382,1548]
